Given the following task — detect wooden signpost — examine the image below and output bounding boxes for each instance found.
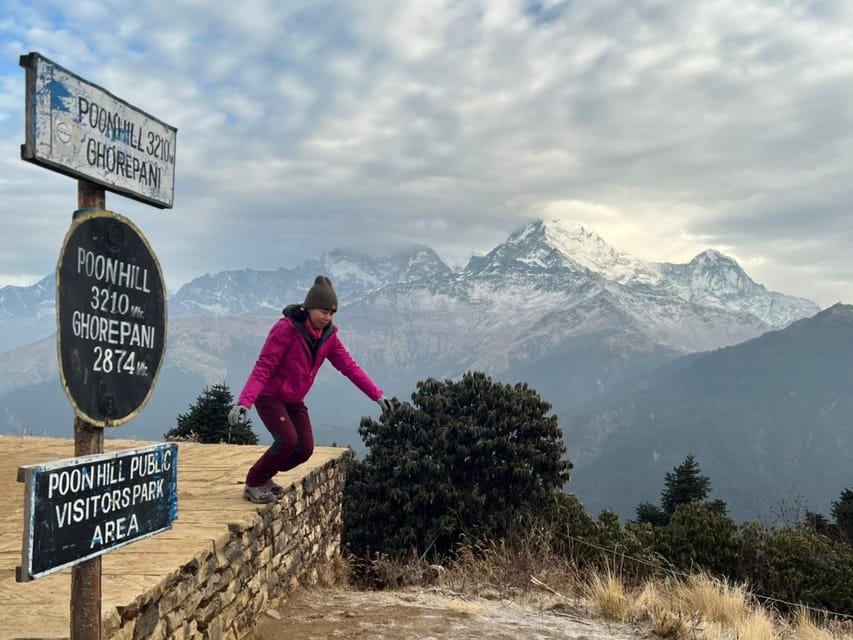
[18,51,178,640]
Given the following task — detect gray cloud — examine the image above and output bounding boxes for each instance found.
[0,0,852,306]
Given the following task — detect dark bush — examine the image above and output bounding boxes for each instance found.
[342,371,572,561]
[738,522,853,614]
[655,502,739,577]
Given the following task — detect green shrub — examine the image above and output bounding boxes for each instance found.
[546,492,598,558]
[831,488,853,543]
[655,502,739,577]
[738,522,853,614]
[342,372,572,561]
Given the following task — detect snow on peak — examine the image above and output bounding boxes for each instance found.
[535,220,661,285]
[467,220,584,273]
[689,249,737,268]
[682,249,754,297]
[472,219,661,285]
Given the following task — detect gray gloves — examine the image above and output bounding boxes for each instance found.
[231,399,390,424]
[376,396,393,415]
[227,404,249,426]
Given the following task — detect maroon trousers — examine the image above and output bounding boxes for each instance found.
[245,395,315,487]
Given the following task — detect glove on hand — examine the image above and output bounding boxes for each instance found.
[227,404,249,426]
[376,396,393,415]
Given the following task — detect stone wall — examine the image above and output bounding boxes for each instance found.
[103,452,347,640]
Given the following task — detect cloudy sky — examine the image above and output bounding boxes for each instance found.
[1,0,852,307]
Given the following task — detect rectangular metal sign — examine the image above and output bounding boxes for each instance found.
[18,442,178,581]
[20,52,177,208]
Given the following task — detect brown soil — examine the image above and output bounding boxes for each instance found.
[251,587,650,640]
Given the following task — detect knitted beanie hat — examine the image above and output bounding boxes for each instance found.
[303,275,338,311]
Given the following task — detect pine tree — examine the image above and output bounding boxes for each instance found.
[660,453,712,516]
[634,454,727,526]
[166,383,258,444]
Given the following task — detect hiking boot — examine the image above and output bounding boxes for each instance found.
[243,484,276,504]
[264,479,285,496]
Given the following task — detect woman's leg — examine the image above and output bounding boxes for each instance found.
[281,402,314,470]
[245,396,297,486]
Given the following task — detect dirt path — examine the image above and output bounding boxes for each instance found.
[252,587,650,640]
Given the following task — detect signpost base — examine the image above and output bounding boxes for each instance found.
[72,416,104,640]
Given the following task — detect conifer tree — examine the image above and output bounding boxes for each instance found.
[660,453,713,516]
[166,383,258,444]
[634,454,726,526]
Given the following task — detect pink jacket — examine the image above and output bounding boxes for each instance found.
[238,315,382,408]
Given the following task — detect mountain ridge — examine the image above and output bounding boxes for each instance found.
[0,218,821,430]
[567,302,853,521]
[0,220,818,345]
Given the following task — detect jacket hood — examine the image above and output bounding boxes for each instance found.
[282,304,307,320]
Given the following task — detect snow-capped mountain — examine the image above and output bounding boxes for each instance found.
[0,220,816,347]
[659,249,814,327]
[466,221,658,283]
[467,221,816,329]
[168,246,452,316]
[165,220,816,346]
[0,218,821,438]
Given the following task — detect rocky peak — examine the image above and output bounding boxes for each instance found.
[682,249,759,299]
[464,220,593,276]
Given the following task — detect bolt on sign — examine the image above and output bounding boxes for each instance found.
[17,443,178,581]
[57,209,167,426]
[20,52,177,208]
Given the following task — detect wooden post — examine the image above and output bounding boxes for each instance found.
[71,180,105,640]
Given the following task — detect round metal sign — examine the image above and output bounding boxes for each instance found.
[56,209,167,426]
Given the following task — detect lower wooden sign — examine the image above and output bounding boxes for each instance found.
[17,442,178,581]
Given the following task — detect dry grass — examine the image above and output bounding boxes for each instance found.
[346,536,853,640]
[444,599,482,616]
[675,573,753,626]
[315,554,352,588]
[737,609,778,640]
[631,581,695,640]
[626,572,778,640]
[649,608,696,640]
[794,608,853,640]
[439,528,581,600]
[580,570,853,640]
[584,569,630,622]
[796,612,835,640]
[632,580,666,621]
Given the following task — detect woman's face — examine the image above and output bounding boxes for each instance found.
[307,307,335,330]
